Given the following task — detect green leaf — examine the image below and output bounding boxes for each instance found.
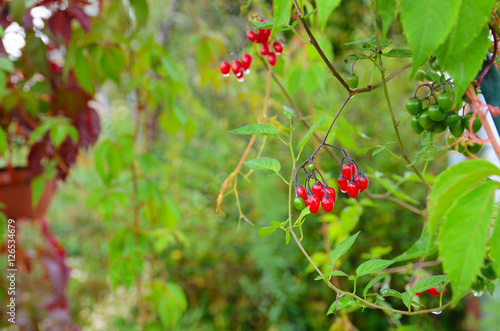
[355,259,393,277]
[258,226,278,238]
[380,288,402,299]
[326,297,355,315]
[316,0,341,33]
[31,176,46,208]
[363,275,387,298]
[130,0,149,28]
[74,51,94,94]
[490,212,500,287]
[410,275,448,296]
[50,123,78,147]
[315,270,349,280]
[298,114,325,151]
[382,49,412,58]
[401,292,411,308]
[428,159,500,242]
[0,58,14,73]
[229,124,279,137]
[250,20,274,29]
[330,231,360,265]
[271,0,292,39]
[0,127,7,154]
[409,131,435,166]
[101,47,126,83]
[436,0,496,70]
[377,0,397,42]
[400,0,460,77]
[345,36,392,51]
[393,226,437,261]
[283,105,294,120]
[439,26,491,100]
[243,157,281,173]
[439,180,499,307]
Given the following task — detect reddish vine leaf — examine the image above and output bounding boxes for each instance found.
[48,10,72,45]
[69,5,91,33]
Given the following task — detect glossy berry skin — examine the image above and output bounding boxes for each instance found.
[241,54,252,71]
[306,163,315,171]
[325,186,337,202]
[437,93,453,112]
[342,163,356,180]
[260,44,269,56]
[464,113,482,133]
[220,61,230,76]
[273,41,284,54]
[312,182,325,198]
[347,75,358,89]
[231,60,242,75]
[418,110,434,130]
[428,104,446,121]
[444,112,460,128]
[426,287,444,297]
[433,121,447,133]
[449,120,464,137]
[294,197,306,211]
[347,181,360,198]
[246,30,258,42]
[411,117,425,134]
[295,185,307,200]
[321,196,334,212]
[268,52,277,66]
[306,195,320,214]
[338,177,348,193]
[355,175,369,192]
[406,98,423,116]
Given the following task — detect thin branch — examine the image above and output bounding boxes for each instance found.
[356,63,412,93]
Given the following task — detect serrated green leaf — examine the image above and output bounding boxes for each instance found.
[298,114,325,151]
[363,275,387,298]
[315,270,349,280]
[439,26,491,100]
[326,297,355,315]
[345,36,392,51]
[383,49,412,58]
[316,0,341,33]
[439,180,499,307]
[330,231,360,265]
[428,159,500,243]
[400,0,460,77]
[229,124,279,137]
[377,0,397,42]
[258,226,278,238]
[356,259,393,277]
[410,275,448,296]
[74,51,94,94]
[243,157,281,173]
[437,0,496,70]
[380,288,402,299]
[409,131,435,166]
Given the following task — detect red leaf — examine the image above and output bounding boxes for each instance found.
[69,6,91,33]
[48,10,72,45]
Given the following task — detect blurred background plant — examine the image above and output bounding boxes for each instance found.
[0,0,499,330]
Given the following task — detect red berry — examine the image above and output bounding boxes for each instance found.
[231,60,242,75]
[409,280,422,296]
[306,195,320,214]
[273,41,284,55]
[312,182,325,198]
[260,44,269,56]
[426,287,444,297]
[268,52,277,66]
[321,196,334,212]
[241,54,252,72]
[325,186,337,202]
[246,30,258,43]
[347,181,359,198]
[355,175,369,192]
[220,61,230,76]
[342,163,356,180]
[295,185,307,200]
[338,177,348,193]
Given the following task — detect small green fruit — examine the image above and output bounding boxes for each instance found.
[449,120,465,137]
[444,112,460,128]
[294,197,306,211]
[418,110,434,130]
[428,104,446,121]
[463,113,482,133]
[481,260,497,280]
[411,117,424,134]
[406,98,423,116]
[347,74,359,89]
[437,93,453,111]
[306,163,315,172]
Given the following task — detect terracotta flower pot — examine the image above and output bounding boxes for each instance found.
[0,167,56,219]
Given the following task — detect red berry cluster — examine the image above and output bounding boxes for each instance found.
[246,19,284,67]
[337,158,369,199]
[293,163,337,215]
[220,53,253,82]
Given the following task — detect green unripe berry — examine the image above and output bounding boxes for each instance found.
[471,276,485,293]
[467,143,483,155]
[306,163,315,172]
[433,120,447,133]
[463,113,482,133]
[406,97,423,116]
[411,117,425,134]
[481,260,497,280]
[449,120,465,137]
[294,197,306,211]
[418,110,434,130]
[437,93,453,112]
[428,104,446,121]
[347,74,359,89]
[444,112,460,128]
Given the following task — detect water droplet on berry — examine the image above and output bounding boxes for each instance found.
[222,73,230,77]
[237,77,244,83]
[472,290,483,297]
[245,69,250,74]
